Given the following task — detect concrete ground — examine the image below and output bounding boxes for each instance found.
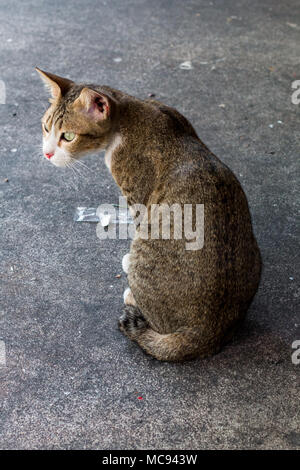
[0,0,299,450]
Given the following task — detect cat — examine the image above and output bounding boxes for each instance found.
[36,67,262,362]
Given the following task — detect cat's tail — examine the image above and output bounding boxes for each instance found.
[118,305,223,362]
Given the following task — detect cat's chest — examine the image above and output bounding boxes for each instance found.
[105,134,122,171]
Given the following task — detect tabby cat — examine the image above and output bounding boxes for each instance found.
[36,68,261,362]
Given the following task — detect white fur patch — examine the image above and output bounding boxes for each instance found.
[122,253,131,274]
[123,287,136,306]
[105,133,122,171]
[123,287,131,303]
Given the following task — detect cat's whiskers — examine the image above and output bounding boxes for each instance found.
[69,161,85,179]
[34,145,81,190]
[66,161,80,190]
[71,157,93,175]
[68,159,90,181]
[32,147,76,191]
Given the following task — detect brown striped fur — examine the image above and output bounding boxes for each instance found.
[37,69,262,362]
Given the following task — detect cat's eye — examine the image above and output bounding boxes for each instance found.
[43,123,49,133]
[62,132,76,142]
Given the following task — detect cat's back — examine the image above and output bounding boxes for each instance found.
[152,136,249,222]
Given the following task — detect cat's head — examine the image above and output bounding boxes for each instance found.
[36,68,116,167]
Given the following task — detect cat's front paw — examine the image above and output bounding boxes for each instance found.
[123,287,137,306]
[119,305,148,339]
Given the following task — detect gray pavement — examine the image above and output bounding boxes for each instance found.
[0,0,299,450]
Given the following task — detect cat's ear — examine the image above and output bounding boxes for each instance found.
[35,67,73,100]
[73,88,111,121]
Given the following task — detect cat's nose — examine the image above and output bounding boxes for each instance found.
[45,152,54,159]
